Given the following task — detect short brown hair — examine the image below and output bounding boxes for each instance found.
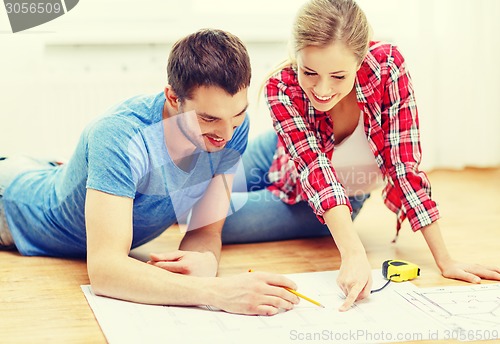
[167,29,251,101]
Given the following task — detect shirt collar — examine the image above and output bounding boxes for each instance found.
[355,50,382,104]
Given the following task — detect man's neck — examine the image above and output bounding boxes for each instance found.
[162,102,197,171]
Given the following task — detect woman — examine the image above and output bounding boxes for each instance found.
[223,0,500,311]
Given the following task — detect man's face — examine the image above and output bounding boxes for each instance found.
[177,86,248,153]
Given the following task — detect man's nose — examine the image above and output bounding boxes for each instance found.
[216,121,234,142]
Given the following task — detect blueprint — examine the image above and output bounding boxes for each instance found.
[398,284,500,341]
[82,270,500,343]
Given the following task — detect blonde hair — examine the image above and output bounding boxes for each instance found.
[259,0,371,98]
[292,0,371,64]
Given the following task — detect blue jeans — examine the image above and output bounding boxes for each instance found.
[222,130,369,244]
[0,156,57,248]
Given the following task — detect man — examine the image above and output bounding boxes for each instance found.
[0,29,299,315]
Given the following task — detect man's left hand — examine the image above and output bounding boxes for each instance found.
[147,250,218,277]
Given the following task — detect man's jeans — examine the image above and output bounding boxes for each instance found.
[0,156,55,248]
[222,130,369,244]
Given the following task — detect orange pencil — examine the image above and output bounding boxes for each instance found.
[248,269,325,308]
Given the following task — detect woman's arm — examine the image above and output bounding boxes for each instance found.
[323,205,372,311]
[380,45,440,232]
[379,45,500,283]
[265,69,352,220]
[265,70,370,310]
[421,221,500,282]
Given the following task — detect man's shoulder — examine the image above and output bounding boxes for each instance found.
[85,113,137,138]
[101,92,164,124]
[118,92,164,111]
[85,92,164,136]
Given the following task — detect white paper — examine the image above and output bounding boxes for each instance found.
[82,270,499,343]
[397,284,500,342]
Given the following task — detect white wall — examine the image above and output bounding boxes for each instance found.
[357,0,500,168]
[1,0,499,168]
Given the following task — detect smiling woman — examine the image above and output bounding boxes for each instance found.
[296,43,359,110]
[222,0,500,313]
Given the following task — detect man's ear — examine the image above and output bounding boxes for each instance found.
[164,85,180,111]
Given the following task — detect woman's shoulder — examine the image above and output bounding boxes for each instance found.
[268,64,298,85]
[356,42,409,102]
[266,64,304,97]
[366,41,406,67]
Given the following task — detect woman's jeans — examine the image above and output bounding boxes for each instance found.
[222,130,369,244]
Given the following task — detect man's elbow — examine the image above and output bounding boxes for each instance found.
[86,258,115,297]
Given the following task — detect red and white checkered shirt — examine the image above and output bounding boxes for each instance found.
[264,41,440,232]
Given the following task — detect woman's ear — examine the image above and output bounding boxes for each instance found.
[164,85,180,111]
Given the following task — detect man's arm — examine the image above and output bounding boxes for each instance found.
[149,174,234,277]
[85,188,211,305]
[181,174,235,254]
[85,187,300,314]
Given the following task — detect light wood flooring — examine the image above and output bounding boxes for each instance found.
[1,168,499,343]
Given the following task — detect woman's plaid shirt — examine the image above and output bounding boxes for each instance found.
[264,42,440,232]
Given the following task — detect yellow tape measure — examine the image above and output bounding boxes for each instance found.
[371,259,420,294]
[382,259,420,282]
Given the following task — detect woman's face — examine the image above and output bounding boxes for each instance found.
[296,42,360,112]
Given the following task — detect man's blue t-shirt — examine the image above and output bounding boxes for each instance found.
[3,92,249,257]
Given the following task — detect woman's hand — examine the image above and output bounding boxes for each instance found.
[337,251,372,311]
[147,250,218,277]
[421,222,500,283]
[322,205,372,311]
[439,258,500,283]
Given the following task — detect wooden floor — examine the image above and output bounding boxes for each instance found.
[1,168,499,343]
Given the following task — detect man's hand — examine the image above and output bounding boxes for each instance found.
[147,250,218,277]
[211,271,301,316]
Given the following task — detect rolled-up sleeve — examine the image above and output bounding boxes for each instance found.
[381,46,440,231]
[265,73,351,223]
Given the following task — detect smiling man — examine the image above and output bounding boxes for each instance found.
[0,29,300,316]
